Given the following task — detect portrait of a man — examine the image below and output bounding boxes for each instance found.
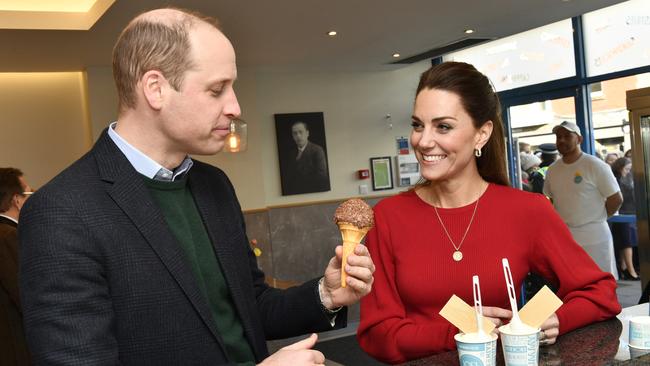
[275,112,331,195]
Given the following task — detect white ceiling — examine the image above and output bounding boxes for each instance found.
[0,0,627,72]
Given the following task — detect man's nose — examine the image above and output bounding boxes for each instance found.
[224,89,241,119]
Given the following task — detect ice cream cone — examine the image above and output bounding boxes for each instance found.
[338,222,370,288]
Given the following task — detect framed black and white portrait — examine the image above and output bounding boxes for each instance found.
[274,112,331,195]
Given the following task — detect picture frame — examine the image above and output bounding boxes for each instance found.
[370,156,394,191]
[274,112,331,195]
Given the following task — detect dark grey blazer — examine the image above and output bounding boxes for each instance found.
[19,131,345,365]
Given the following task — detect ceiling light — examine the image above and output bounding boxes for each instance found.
[465,29,475,34]
[0,0,115,30]
[327,31,337,36]
[0,0,98,13]
[392,53,401,58]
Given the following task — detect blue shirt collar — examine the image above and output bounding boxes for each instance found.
[107,122,193,181]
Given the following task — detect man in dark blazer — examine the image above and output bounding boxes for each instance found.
[0,167,32,365]
[19,8,375,366]
[284,121,330,195]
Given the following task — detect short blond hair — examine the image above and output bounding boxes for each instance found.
[112,8,221,110]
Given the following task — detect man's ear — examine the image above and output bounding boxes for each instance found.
[577,135,584,144]
[140,70,167,110]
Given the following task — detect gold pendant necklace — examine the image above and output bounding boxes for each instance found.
[433,197,480,262]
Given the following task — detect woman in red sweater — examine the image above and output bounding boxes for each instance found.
[357,62,621,364]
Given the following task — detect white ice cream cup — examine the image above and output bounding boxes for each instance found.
[629,345,650,359]
[629,316,650,348]
[498,324,540,366]
[454,332,497,366]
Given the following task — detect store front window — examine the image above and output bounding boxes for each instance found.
[510,96,576,152]
[583,0,650,77]
[591,73,650,158]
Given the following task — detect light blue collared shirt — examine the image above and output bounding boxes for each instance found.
[107,122,193,181]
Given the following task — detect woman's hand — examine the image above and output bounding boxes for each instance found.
[539,313,560,346]
[482,306,513,329]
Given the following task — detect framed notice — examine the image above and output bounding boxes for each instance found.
[370,156,393,191]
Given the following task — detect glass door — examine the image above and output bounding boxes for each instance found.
[504,94,576,190]
[626,86,650,290]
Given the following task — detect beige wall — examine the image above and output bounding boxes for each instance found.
[5,61,430,209]
[0,72,92,189]
[251,62,429,207]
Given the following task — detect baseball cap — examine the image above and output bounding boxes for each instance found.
[552,121,582,136]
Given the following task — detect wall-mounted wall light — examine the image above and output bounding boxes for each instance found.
[386,113,393,129]
[224,118,248,153]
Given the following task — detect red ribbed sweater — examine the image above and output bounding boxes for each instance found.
[357,184,621,364]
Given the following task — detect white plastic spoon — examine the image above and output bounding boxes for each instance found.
[502,258,526,332]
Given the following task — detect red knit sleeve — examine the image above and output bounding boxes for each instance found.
[528,194,621,334]
[357,202,456,364]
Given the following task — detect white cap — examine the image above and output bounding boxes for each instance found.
[552,121,581,136]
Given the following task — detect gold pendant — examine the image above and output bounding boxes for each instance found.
[453,250,463,261]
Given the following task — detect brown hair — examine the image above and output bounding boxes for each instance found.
[0,168,23,212]
[611,157,631,180]
[416,61,510,186]
[112,8,221,111]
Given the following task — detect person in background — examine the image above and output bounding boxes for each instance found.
[520,152,542,193]
[0,167,32,366]
[610,157,639,280]
[19,8,375,366]
[357,62,620,364]
[605,152,619,166]
[625,149,633,159]
[544,121,623,279]
[519,141,531,155]
[519,152,542,192]
[538,143,558,169]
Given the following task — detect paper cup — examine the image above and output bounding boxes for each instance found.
[629,316,650,348]
[454,332,497,366]
[629,345,650,359]
[498,325,540,366]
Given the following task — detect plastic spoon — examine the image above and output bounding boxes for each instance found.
[472,275,485,335]
[502,258,526,332]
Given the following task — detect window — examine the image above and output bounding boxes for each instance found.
[509,96,576,151]
[583,0,650,77]
[444,20,575,91]
[591,73,650,157]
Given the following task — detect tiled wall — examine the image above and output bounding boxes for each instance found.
[243,196,385,321]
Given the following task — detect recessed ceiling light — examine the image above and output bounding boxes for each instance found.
[0,0,98,13]
[327,31,337,36]
[464,29,475,34]
[0,0,115,30]
[392,53,401,58]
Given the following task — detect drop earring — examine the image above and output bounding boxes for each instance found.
[474,147,482,158]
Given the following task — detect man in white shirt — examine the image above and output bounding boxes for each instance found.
[544,121,622,278]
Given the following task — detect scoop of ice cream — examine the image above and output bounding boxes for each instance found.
[334,198,374,229]
[499,321,539,335]
[456,331,495,343]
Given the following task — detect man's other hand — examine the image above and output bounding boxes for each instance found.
[259,333,325,366]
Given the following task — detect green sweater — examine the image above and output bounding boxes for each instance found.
[144,177,255,364]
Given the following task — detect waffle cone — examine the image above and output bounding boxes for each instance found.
[337,222,370,288]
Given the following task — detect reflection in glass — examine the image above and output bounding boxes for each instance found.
[591,73,650,158]
[510,96,576,152]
